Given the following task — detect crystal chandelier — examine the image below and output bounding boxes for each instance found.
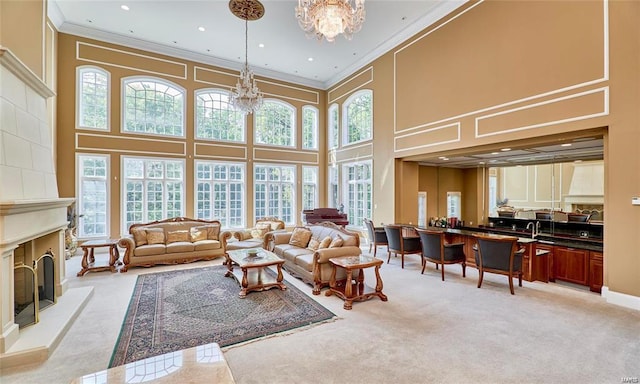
[295,0,366,43]
[229,0,265,115]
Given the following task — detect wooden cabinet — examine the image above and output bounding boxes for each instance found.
[589,251,603,293]
[553,246,589,285]
[533,243,553,283]
[463,235,477,268]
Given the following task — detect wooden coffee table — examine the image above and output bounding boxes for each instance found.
[326,255,388,310]
[225,248,286,298]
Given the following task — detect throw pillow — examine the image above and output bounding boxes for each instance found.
[256,222,271,231]
[329,237,343,248]
[132,227,147,246]
[167,230,190,243]
[190,227,207,242]
[146,228,165,245]
[318,236,332,249]
[289,227,312,247]
[238,230,252,241]
[195,224,220,240]
[307,237,321,251]
[251,227,269,239]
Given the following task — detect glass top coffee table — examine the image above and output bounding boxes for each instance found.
[225,248,286,298]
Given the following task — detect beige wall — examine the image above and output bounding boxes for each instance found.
[0,0,45,78]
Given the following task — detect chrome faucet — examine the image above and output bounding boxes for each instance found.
[526,222,536,239]
[536,221,541,237]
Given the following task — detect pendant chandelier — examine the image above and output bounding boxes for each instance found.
[295,0,366,43]
[229,0,265,115]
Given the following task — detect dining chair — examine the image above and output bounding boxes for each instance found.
[473,234,525,294]
[383,225,422,269]
[363,218,388,258]
[416,229,466,281]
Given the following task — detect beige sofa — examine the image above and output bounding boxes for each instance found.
[227,217,286,250]
[118,217,231,272]
[266,222,361,295]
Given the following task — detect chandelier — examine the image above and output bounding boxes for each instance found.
[295,0,366,43]
[229,0,265,115]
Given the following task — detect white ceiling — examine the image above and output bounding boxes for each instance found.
[48,0,466,89]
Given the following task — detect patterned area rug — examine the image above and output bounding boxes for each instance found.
[109,265,335,367]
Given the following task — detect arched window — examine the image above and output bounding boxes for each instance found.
[302,105,318,150]
[122,78,185,137]
[254,100,295,147]
[328,103,339,149]
[195,89,244,142]
[343,90,372,145]
[77,66,109,130]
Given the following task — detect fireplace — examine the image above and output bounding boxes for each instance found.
[14,246,56,329]
[0,48,93,369]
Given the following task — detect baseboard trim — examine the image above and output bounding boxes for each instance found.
[602,286,640,311]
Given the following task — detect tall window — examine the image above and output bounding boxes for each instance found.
[343,161,372,227]
[77,154,109,238]
[122,157,184,232]
[195,161,245,228]
[77,67,109,130]
[195,89,244,142]
[254,100,295,147]
[254,164,295,224]
[302,166,318,211]
[302,106,318,150]
[343,90,372,145]
[328,166,339,208]
[328,103,339,149]
[123,78,184,137]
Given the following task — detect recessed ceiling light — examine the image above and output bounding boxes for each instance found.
[479,161,485,164]
[121,5,130,11]
[491,152,499,155]
[574,160,583,163]
[441,157,449,161]
[258,43,264,48]
[501,148,511,151]
[561,143,572,147]
[198,26,205,32]
[308,57,314,62]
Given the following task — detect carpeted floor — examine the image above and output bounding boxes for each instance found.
[109,265,335,367]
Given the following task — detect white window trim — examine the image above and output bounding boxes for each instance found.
[76,66,111,131]
[253,162,297,226]
[302,165,319,210]
[342,160,373,228]
[120,156,186,234]
[302,105,319,150]
[76,153,110,239]
[253,99,297,148]
[121,76,187,139]
[328,103,339,150]
[328,165,339,209]
[342,89,373,148]
[194,88,246,144]
[194,160,246,229]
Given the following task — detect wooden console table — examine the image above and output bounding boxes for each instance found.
[77,239,121,276]
[326,255,388,310]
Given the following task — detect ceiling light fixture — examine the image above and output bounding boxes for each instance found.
[229,0,265,115]
[295,0,366,43]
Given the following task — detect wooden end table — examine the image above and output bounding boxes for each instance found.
[225,248,286,298]
[326,255,388,310]
[77,239,122,276]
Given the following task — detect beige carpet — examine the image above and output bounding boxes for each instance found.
[1,248,639,384]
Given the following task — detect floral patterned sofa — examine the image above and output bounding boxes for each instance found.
[118,217,231,272]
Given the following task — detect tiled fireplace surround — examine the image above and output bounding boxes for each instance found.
[0,48,92,369]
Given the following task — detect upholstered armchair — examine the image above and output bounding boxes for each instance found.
[417,229,466,281]
[364,218,388,257]
[473,234,525,295]
[384,225,422,269]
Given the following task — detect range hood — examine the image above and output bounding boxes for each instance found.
[563,161,604,206]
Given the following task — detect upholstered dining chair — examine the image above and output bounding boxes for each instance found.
[416,229,466,281]
[363,218,388,258]
[384,225,422,269]
[473,234,525,295]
